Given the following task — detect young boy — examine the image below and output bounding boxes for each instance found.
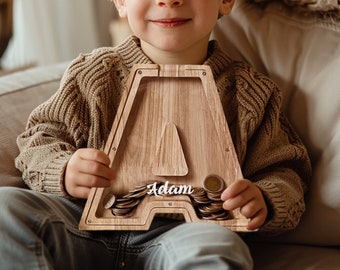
[0,0,311,269]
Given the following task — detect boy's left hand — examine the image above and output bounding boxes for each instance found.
[221,179,268,230]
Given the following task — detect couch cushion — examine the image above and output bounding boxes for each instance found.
[214,0,340,245]
[0,63,68,187]
[248,242,340,269]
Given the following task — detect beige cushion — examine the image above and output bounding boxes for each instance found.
[0,63,68,187]
[214,0,340,245]
[252,0,340,12]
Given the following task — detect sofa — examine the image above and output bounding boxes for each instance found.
[1,0,339,269]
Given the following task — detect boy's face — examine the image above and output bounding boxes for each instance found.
[113,0,234,64]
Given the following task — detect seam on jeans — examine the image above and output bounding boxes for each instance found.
[33,212,120,252]
[158,238,178,265]
[117,232,129,269]
[124,238,154,254]
[55,197,122,250]
[29,241,51,270]
[122,219,184,254]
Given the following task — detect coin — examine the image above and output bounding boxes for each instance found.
[116,197,131,203]
[103,192,116,209]
[115,199,141,209]
[190,187,206,197]
[203,175,225,193]
[192,196,211,204]
[106,180,231,221]
[111,207,134,216]
[206,192,222,202]
[128,188,148,199]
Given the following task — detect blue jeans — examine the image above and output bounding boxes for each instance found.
[0,187,253,269]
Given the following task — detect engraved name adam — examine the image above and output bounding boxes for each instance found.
[147,181,194,197]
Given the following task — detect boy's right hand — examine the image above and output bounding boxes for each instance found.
[64,148,116,199]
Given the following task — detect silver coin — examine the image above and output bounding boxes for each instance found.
[103,193,116,209]
[206,192,222,202]
[111,207,134,216]
[115,199,141,209]
[190,187,206,197]
[128,188,148,199]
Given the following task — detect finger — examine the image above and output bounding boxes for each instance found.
[222,186,254,211]
[239,198,262,219]
[77,159,116,181]
[74,171,114,188]
[69,185,91,199]
[221,179,250,201]
[78,148,111,166]
[246,208,267,230]
[65,171,112,199]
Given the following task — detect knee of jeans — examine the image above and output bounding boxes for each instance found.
[173,222,251,255]
[174,222,241,242]
[158,222,253,269]
[0,186,31,202]
[189,223,252,258]
[0,187,37,225]
[0,186,23,206]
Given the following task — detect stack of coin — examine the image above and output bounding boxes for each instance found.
[103,177,230,221]
[190,187,210,205]
[103,182,163,217]
[111,198,141,217]
[189,175,230,220]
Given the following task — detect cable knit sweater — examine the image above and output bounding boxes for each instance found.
[15,36,311,234]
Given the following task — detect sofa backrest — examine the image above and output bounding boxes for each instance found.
[214,0,340,245]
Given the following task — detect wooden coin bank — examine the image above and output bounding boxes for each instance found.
[79,64,250,231]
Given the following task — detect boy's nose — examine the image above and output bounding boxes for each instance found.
[156,0,183,7]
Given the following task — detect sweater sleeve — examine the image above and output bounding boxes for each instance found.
[245,111,311,234]
[14,38,152,197]
[230,64,312,235]
[15,56,93,196]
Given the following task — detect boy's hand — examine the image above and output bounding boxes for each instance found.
[221,179,268,230]
[64,149,116,199]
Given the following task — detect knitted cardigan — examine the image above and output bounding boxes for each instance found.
[15,36,311,234]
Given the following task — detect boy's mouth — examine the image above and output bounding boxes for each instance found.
[150,18,191,28]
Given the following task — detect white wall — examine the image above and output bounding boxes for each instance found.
[1,0,116,69]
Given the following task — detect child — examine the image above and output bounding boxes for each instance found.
[0,0,311,269]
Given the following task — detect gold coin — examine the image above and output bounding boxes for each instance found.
[203,175,225,193]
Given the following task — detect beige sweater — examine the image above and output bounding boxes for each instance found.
[15,36,311,234]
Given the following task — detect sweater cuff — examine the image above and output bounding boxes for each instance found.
[42,151,73,198]
[254,180,305,234]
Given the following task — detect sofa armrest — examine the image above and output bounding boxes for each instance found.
[0,62,68,187]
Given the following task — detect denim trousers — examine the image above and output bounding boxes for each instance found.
[0,187,253,270]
